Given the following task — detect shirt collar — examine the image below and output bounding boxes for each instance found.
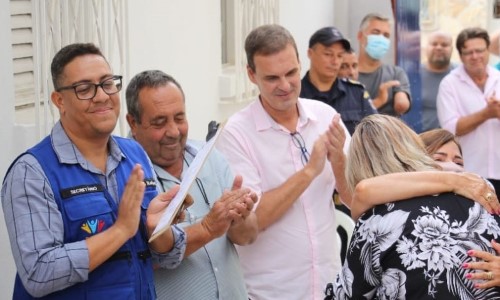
[335,78,347,93]
[251,96,317,132]
[153,164,179,184]
[153,140,199,184]
[51,121,124,169]
[302,71,343,97]
[455,64,497,81]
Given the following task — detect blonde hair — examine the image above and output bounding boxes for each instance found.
[346,115,437,192]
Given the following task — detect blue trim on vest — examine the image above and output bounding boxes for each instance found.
[12,136,157,299]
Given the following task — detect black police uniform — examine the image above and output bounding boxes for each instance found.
[300,71,377,135]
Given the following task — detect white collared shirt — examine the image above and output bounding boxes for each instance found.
[217,98,351,300]
[437,65,500,180]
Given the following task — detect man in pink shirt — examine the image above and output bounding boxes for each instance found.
[437,27,500,197]
[216,24,352,300]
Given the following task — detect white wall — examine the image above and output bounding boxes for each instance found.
[128,0,223,141]
[0,0,18,297]
[280,0,336,77]
[127,0,337,140]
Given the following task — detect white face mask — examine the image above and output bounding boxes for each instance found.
[436,161,464,173]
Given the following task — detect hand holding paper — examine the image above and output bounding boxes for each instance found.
[149,123,224,242]
[146,186,194,234]
[146,185,179,235]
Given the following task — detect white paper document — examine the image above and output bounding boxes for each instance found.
[149,123,223,242]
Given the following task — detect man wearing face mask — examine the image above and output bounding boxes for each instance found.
[357,13,412,117]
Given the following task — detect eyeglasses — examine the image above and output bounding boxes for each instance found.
[156,174,210,224]
[155,153,212,224]
[291,132,310,166]
[461,47,487,57]
[56,75,123,100]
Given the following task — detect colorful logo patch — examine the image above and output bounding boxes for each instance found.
[81,219,105,235]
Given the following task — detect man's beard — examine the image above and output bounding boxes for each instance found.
[430,56,451,69]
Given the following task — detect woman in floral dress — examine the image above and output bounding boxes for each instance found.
[329,114,500,299]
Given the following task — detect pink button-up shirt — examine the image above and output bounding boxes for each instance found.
[216,97,350,300]
[437,65,500,180]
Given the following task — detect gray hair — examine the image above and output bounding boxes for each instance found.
[126,70,184,124]
[359,13,391,31]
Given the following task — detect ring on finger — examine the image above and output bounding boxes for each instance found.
[485,192,494,202]
[486,271,494,281]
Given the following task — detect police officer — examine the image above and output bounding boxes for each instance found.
[301,26,377,135]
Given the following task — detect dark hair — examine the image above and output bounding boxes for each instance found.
[245,24,299,72]
[126,70,184,124]
[346,48,357,54]
[308,26,351,50]
[50,43,105,89]
[456,27,490,55]
[419,129,462,156]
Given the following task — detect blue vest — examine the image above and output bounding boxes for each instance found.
[11,136,157,299]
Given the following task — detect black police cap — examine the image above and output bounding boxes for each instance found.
[308,26,351,51]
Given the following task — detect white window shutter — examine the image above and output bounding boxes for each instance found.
[11,0,35,108]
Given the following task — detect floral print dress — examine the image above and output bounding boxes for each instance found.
[327,192,500,300]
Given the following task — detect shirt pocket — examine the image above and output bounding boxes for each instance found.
[63,193,114,242]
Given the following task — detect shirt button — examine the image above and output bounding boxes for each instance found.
[214,267,218,272]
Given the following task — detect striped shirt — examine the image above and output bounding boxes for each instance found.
[154,140,248,300]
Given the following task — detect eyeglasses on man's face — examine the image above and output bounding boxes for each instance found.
[461,47,487,57]
[56,75,123,100]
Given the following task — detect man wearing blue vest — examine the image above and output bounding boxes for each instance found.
[1,43,187,299]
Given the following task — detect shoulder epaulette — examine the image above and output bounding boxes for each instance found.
[346,78,363,86]
[340,77,365,87]
[363,90,370,100]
